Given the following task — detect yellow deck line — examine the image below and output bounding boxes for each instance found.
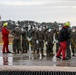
[0,43,12,45]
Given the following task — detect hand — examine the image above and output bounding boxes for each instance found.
[36,40,39,44]
[46,41,48,45]
[9,30,11,33]
[53,41,55,43]
[27,37,29,40]
[29,38,32,41]
[55,40,58,43]
[27,37,32,41]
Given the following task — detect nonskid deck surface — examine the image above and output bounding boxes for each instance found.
[0,45,76,72]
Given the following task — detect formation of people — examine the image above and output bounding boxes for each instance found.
[1,22,76,60]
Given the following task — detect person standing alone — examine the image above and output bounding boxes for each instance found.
[2,22,11,53]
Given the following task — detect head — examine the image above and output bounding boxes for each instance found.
[15,26,20,30]
[32,26,35,30]
[48,25,52,29]
[59,25,62,30]
[72,27,76,32]
[28,25,31,30]
[48,25,52,32]
[48,29,52,32]
[64,21,70,28]
[42,26,46,30]
[21,27,24,31]
[36,27,38,30]
[25,26,28,30]
[3,22,8,28]
[39,27,42,31]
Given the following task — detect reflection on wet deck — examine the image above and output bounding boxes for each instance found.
[0,45,76,67]
[0,53,76,67]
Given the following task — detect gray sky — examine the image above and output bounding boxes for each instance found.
[0,0,76,26]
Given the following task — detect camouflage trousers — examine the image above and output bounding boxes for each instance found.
[38,41,44,56]
[46,42,54,56]
[31,40,37,53]
[12,39,22,53]
[22,39,28,53]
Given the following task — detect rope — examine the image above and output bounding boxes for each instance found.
[27,40,33,47]
[71,38,76,48]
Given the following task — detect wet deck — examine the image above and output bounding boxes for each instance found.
[0,45,76,67]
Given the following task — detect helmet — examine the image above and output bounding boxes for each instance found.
[3,22,8,27]
[65,22,70,27]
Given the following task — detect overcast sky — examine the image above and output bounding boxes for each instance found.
[0,0,76,26]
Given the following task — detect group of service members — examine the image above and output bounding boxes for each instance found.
[10,23,76,58]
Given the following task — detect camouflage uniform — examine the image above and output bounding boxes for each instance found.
[22,29,28,53]
[37,29,44,56]
[71,30,76,56]
[66,27,71,59]
[54,29,60,53]
[35,29,39,54]
[27,29,33,50]
[44,29,54,56]
[11,27,22,53]
[31,28,38,53]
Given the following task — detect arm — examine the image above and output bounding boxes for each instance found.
[2,28,9,35]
